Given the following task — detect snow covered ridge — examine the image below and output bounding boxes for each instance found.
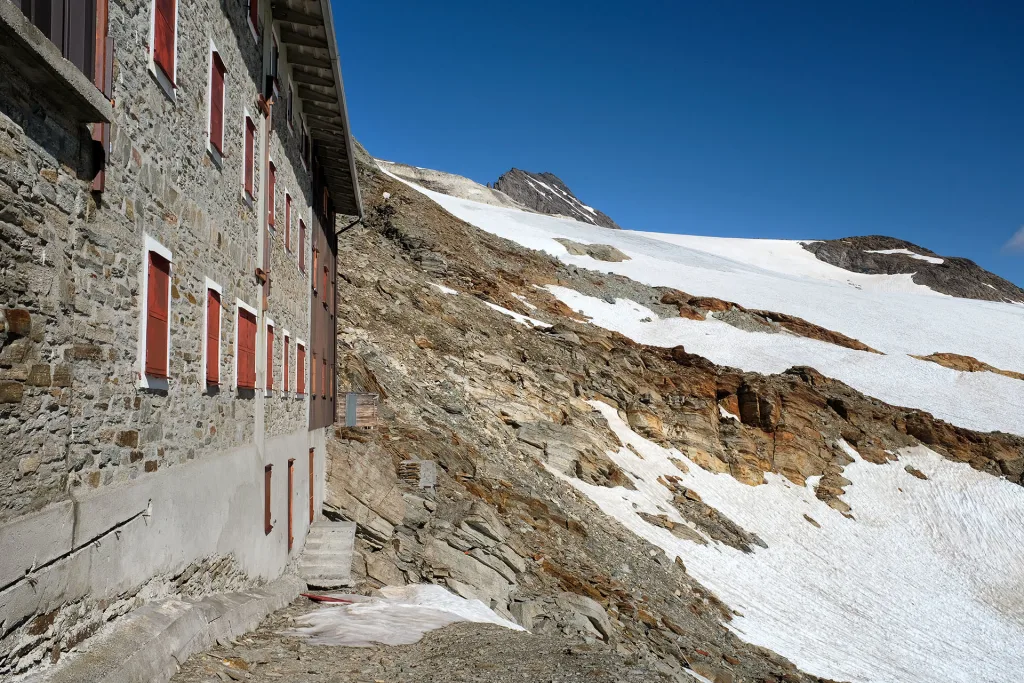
[382,171,1024,437]
[493,169,622,230]
[550,402,1024,683]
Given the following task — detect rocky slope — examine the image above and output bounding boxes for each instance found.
[802,235,1024,302]
[196,147,1017,682]
[493,168,622,229]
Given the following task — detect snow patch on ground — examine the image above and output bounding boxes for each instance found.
[288,585,524,647]
[483,301,551,328]
[541,286,1024,436]
[865,248,945,264]
[551,402,1024,683]
[429,282,459,295]
[512,293,538,310]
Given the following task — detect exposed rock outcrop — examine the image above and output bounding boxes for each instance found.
[493,169,622,229]
[555,238,630,262]
[803,235,1024,302]
[911,352,1024,381]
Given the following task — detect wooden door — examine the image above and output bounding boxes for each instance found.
[287,459,295,551]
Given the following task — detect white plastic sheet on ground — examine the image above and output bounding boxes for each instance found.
[548,401,1024,683]
[287,585,524,647]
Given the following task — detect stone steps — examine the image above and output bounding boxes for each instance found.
[298,521,356,589]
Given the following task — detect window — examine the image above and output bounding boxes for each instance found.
[284,194,291,251]
[208,48,226,156]
[204,280,222,386]
[283,333,291,393]
[143,248,171,381]
[296,342,306,395]
[287,84,294,131]
[312,247,318,292]
[266,320,274,392]
[322,265,329,306]
[243,114,256,199]
[268,162,276,227]
[303,128,311,168]
[264,464,272,535]
[311,351,317,397]
[298,219,306,272]
[248,0,260,39]
[236,301,257,389]
[322,358,327,398]
[152,0,177,83]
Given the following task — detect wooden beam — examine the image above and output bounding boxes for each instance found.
[280,30,329,49]
[290,70,334,87]
[304,103,341,119]
[272,6,323,26]
[297,86,336,103]
[286,50,332,70]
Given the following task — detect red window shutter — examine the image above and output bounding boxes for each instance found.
[284,195,291,250]
[298,220,306,272]
[268,163,276,226]
[284,336,290,392]
[264,464,272,535]
[266,324,274,391]
[210,53,225,153]
[249,0,260,34]
[145,252,170,378]
[206,289,220,385]
[153,0,176,79]
[312,248,318,291]
[244,118,255,196]
[238,308,256,389]
[321,359,327,398]
[296,345,305,394]
[322,266,328,304]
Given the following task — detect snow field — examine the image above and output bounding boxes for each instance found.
[548,402,1024,683]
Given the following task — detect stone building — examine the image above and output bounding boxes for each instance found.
[0,0,361,673]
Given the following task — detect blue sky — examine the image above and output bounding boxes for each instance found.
[333,1,1024,286]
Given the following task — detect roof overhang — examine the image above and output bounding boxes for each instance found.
[274,0,363,219]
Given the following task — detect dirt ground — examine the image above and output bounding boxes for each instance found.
[169,596,675,683]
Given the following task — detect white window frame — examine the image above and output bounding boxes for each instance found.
[241,108,255,205]
[235,298,259,391]
[295,339,306,397]
[147,0,178,102]
[206,39,225,167]
[138,234,173,391]
[282,330,291,395]
[265,317,275,397]
[202,277,223,391]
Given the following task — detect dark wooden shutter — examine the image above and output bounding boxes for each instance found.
[145,252,170,378]
[206,289,220,385]
[296,344,305,394]
[244,118,255,196]
[153,0,175,79]
[238,308,256,389]
[248,0,259,34]
[268,163,276,226]
[284,336,290,392]
[284,195,291,250]
[264,464,272,535]
[266,324,274,391]
[210,52,225,153]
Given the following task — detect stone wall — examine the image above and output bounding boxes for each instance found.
[1,0,331,674]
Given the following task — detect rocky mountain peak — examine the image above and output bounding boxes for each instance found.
[493,169,622,229]
[803,235,1024,302]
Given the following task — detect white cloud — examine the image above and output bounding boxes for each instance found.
[1005,226,1024,251]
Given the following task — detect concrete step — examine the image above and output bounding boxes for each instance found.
[299,521,356,589]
